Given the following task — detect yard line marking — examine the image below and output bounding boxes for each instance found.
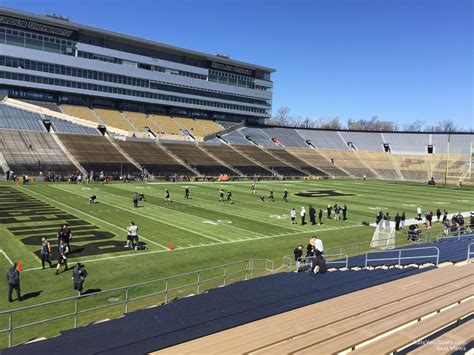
[18,187,169,250]
[50,185,226,244]
[21,223,366,272]
[0,250,13,264]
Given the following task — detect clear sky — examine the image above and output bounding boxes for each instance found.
[3,0,473,129]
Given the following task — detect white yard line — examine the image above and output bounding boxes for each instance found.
[18,186,169,250]
[49,185,226,244]
[0,249,13,264]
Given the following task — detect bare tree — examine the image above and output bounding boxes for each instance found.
[404,120,425,132]
[435,119,457,132]
[269,106,291,126]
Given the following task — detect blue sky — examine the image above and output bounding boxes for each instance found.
[3,0,473,129]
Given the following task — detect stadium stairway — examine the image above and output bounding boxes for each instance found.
[4,267,431,355]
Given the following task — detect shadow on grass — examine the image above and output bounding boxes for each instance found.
[81,288,102,296]
[21,291,42,301]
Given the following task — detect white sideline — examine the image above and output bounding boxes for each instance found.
[16,186,170,250]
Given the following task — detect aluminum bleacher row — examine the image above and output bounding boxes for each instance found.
[0,101,472,180]
[6,234,473,354]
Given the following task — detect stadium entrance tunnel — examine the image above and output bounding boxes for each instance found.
[294,190,355,198]
[0,186,122,259]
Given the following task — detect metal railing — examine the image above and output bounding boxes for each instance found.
[467,243,474,262]
[364,247,440,267]
[0,259,273,348]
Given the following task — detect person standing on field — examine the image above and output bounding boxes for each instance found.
[40,237,53,269]
[300,207,306,225]
[6,262,21,302]
[290,208,297,224]
[72,263,88,296]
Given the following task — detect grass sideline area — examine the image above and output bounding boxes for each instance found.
[0,179,471,347]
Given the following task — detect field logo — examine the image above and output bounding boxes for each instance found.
[294,190,355,198]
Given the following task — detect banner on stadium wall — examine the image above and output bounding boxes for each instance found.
[0,14,78,40]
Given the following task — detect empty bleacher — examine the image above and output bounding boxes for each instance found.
[233,144,306,175]
[339,131,385,151]
[19,99,62,113]
[259,126,308,148]
[198,119,223,135]
[162,142,234,175]
[297,129,349,150]
[269,148,328,175]
[0,130,76,175]
[149,114,182,135]
[58,134,138,174]
[221,129,252,145]
[0,104,46,132]
[159,263,472,354]
[123,111,159,133]
[356,151,400,179]
[174,117,208,137]
[319,149,377,178]
[61,104,100,124]
[94,108,134,131]
[47,116,101,136]
[391,154,430,181]
[200,143,271,175]
[287,148,349,177]
[383,132,430,154]
[238,127,276,148]
[117,140,192,176]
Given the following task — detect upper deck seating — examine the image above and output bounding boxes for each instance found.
[20,99,62,113]
[175,117,208,137]
[0,104,46,132]
[198,119,223,134]
[123,111,159,132]
[150,115,182,135]
[47,116,101,136]
[162,142,234,176]
[238,127,276,148]
[0,130,76,175]
[61,105,100,124]
[201,143,271,175]
[117,140,192,176]
[259,126,308,148]
[221,130,253,145]
[58,134,138,174]
[94,108,135,131]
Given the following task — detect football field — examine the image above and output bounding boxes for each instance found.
[0,179,472,345]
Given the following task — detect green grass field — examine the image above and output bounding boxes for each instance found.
[0,179,472,347]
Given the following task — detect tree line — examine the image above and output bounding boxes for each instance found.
[268,107,471,132]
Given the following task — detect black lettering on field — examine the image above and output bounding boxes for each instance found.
[0,186,124,258]
[294,190,355,198]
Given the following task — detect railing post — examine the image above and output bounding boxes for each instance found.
[74,297,79,329]
[398,250,402,266]
[223,266,227,286]
[196,272,201,295]
[8,311,12,348]
[250,260,254,279]
[164,279,169,304]
[124,288,129,314]
[245,260,250,280]
[364,254,368,268]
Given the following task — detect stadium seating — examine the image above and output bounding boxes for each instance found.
[47,116,101,136]
[149,114,182,135]
[318,149,377,178]
[296,129,349,150]
[116,140,193,176]
[432,133,473,155]
[259,126,308,147]
[339,131,385,151]
[162,142,235,175]
[123,111,159,133]
[0,104,46,132]
[158,264,472,354]
[238,127,276,147]
[286,148,349,176]
[233,144,306,175]
[198,119,223,134]
[61,104,100,124]
[200,143,272,175]
[0,130,76,175]
[391,154,430,181]
[174,117,208,137]
[94,108,135,131]
[355,151,400,179]
[268,148,328,175]
[383,132,430,154]
[221,129,254,145]
[58,133,139,174]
